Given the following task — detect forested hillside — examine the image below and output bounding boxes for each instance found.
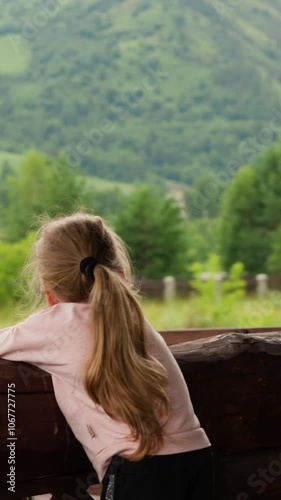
[1,0,281,182]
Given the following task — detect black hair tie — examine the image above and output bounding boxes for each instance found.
[80,257,99,277]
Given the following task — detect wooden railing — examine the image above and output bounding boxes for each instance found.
[160,325,281,345]
[1,327,281,499]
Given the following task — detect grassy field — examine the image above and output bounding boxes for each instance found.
[0,36,31,75]
[80,174,134,194]
[1,295,281,331]
[0,305,21,328]
[0,149,188,199]
[0,150,134,193]
[0,150,23,171]
[142,295,281,330]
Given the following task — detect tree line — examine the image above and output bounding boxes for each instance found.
[0,150,187,303]
[1,139,281,304]
[220,141,281,275]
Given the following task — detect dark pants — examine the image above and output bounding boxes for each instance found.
[101,447,215,500]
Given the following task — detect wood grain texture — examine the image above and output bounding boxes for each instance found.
[161,326,281,345]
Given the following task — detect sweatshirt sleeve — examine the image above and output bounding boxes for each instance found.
[0,307,67,369]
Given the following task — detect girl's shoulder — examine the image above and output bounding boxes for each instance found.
[27,301,90,323]
[145,319,169,354]
[13,302,91,340]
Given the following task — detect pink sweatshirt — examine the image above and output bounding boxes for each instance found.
[0,302,210,481]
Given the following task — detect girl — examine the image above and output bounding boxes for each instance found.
[0,213,214,500]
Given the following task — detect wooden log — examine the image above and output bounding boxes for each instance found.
[170,332,281,499]
[0,331,281,499]
[161,326,281,345]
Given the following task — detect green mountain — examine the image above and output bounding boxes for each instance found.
[0,0,281,183]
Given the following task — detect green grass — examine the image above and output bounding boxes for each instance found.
[0,36,31,75]
[141,295,281,330]
[0,150,23,170]
[0,150,187,197]
[1,295,281,331]
[83,174,188,196]
[0,304,21,328]
[81,174,134,194]
[0,150,134,193]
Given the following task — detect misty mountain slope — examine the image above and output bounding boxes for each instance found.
[0,0,281,182]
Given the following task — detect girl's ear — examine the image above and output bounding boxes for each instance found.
[45,291,59,307]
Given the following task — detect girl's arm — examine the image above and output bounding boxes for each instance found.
[0,305,68,369]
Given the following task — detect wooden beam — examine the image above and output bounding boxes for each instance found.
[160,326,281,345]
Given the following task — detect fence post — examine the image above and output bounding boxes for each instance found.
[163,276,176,301]
[200,272,210,282]
[256,274,269,299]
[214,273,225,303]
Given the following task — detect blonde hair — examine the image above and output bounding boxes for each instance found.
[28,212,170,460]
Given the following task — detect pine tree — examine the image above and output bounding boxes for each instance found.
[115,186,187,279]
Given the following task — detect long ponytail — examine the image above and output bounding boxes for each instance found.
[84,264,171,459]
